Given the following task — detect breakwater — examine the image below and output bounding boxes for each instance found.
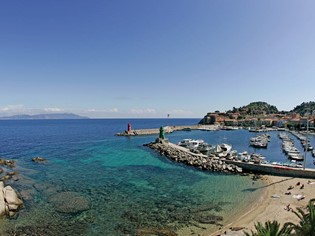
[144,139,242,173]
[225,160,315,179]
[116,125,199,136]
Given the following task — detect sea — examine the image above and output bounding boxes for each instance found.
[0,119,313,236]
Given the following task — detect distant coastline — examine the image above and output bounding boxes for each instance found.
[0,113,89,120]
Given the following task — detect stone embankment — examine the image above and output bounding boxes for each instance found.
[144,139,242,173]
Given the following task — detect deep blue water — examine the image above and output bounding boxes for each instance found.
[0,119,269,235]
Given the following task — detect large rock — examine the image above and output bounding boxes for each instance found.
[48,191,90,214]
[3,186,23,208]
[0,182,6,216]
[2,185,23,217]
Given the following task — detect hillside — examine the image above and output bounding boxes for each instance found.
[200,101,315,125]
[291,101,315,116]
[229,101,278,115]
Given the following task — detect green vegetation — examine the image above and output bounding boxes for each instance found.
[231,101,279,115]
[291,102,315,116]
[288,198,315,236]
[244,199,315,236]
[244,221,293,236]
[213,101,315,116]
[200,101,315,126]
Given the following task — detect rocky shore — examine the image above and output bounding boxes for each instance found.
[144,139,242,174]
[0,158,23,218]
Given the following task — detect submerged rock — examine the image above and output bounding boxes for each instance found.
[136,228,177,236]
[194,214,223,224]
[0,159,16,168]
[32,157,47,163]
[48,191,90,214]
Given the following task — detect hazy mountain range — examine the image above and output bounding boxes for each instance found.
[0,113,89,120]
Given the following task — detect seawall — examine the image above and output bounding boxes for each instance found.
[225,160,315,179]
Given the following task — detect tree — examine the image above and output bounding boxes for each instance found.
[244,220,293,236]
[244,199,315,236]
[288,198,315,236]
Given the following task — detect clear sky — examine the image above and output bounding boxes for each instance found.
[1,0,315,118]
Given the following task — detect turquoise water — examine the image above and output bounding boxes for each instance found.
[0,120,265,235]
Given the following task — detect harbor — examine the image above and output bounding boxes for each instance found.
[136,124,315,179]
[145,137,315,179]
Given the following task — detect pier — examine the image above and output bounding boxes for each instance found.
[116,125,200,136]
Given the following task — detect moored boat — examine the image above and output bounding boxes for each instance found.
[288,153,304,161]
[178,139,204,149]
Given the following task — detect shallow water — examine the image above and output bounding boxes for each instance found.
[0,119,268,235]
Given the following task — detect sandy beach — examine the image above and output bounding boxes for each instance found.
[211,175,315,236]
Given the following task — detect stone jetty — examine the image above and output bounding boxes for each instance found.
[144,139,242,173]
[116,125,199,136]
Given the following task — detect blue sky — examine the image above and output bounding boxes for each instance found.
[1,0,315,118]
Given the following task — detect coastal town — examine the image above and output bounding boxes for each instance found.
[199,101,315,132]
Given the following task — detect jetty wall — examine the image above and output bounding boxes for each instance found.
[225,160,315,179]
[116,125,200,136]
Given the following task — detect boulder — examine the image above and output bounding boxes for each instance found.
[48,191,90,214]
[3,186,23,207]
[0,182,6,216]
